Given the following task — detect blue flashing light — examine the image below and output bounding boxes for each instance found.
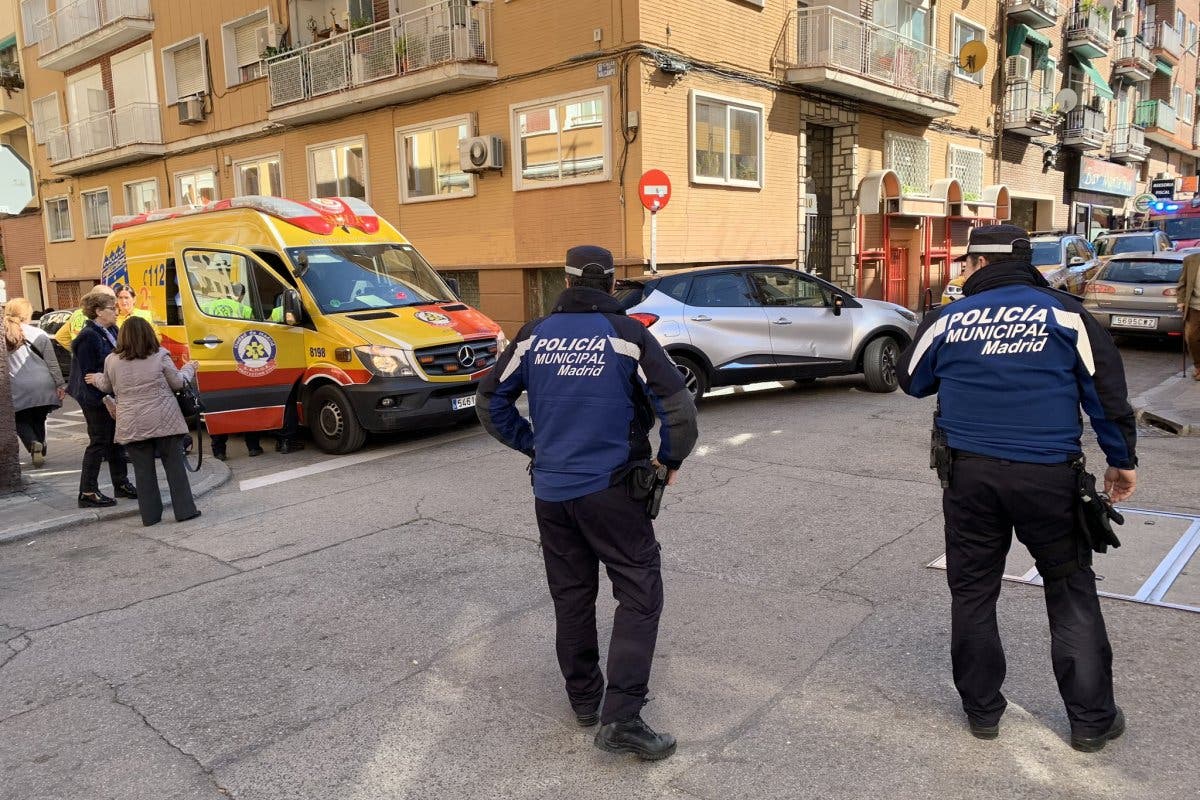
[1150,201,1179,212]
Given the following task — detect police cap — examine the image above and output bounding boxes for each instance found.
[966,224,1031,256]
[565,245,615,277]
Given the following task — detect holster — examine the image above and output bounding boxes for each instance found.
[1071,457,1124,555]
[625,465,656,502]
[930,426,952,489]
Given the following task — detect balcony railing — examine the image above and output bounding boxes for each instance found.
[1145,20,1185,62]
[267,0,492,110]
[1065,10,1112,57]
[1062,106,1106,149]
[1004,0,1060,28]
[34,0,151,55]
[1110,125,1150,160]
[1003,81,1057,135]
[783,7,956,111]
[46,102,161,165]
[1136,99,1177,133]
[1113,37,1154,79]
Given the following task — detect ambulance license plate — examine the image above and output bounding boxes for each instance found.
[451,395,476,411]
[1111,316,1157,330]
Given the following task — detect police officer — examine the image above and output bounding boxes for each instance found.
[477,245,698,761]
[898,224,1138,752]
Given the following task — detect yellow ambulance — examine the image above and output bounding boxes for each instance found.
[101,196,506,454]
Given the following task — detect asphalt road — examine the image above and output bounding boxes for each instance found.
[1,340,1195,800]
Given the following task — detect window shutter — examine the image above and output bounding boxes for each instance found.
[174,40,206,98]
[234,20,262,67]
[20,0,48,45]
[32,95,60,143]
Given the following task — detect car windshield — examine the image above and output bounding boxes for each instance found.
[1096,235,1156,256]
[1030,242,1061,266]
[1101,259,1182,284]
[286,244,453,314]
[1162,217,1200,240]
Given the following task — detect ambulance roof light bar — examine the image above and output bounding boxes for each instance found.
[111,196,381,235]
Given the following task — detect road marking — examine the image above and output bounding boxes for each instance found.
[238,429,485,492]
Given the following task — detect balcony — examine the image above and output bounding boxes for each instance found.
[779,7,956,118]
[34,0,153,73]
[1136,98,1178,148]
[1112,37,1155,82]
[1065,10,1112,58]
[1004,0,1060,29]
[45,102,163,175]
[1061,106,1106,150]
[1003,81,1057,137]
[1146,21,1185,65]
[1110,125,1150,162]
[266,0,496,125]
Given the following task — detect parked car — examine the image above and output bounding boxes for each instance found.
[1093,230,1173,263]
[618,265,918,398]
[940,232,1100,303]
[36,308,75,378]
[1081,252,1185,338]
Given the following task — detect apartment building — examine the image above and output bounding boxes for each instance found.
[13,0,1200,328]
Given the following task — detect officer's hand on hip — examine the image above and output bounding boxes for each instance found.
[1104,467,1137,503]
[652,459,679,486]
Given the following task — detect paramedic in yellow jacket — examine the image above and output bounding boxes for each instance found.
[55,284,115,350]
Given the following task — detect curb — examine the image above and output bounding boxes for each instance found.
[0,460,233,545]
[1130,373,1198,437]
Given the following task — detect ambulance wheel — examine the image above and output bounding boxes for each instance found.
[862,336,899,393]
[309,385,366,454]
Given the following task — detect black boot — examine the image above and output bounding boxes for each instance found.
[1071,707,1125,753]
[594,716,676,761]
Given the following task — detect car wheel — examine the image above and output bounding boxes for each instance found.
[671,354,708,401]
[308,384,367,454]
[862,337,899,393]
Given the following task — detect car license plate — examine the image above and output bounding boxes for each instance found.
[1111,316,1158,329]
[451,395,476,411]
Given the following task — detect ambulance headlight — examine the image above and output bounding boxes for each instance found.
[944,284,964,297]
[355,346,415,377]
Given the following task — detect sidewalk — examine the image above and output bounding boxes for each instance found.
[0,402,231,544]
[1132,369,1200,435]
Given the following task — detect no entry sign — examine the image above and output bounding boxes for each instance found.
[638,169,671,212]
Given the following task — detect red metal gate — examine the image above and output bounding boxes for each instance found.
[886,246,909,307]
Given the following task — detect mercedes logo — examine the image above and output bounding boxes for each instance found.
[457,345,475,367]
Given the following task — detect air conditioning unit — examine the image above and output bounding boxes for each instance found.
[459,135,503,172]
[255,23,285,54]
[1005,55,1030,83]
[178,94,205,125]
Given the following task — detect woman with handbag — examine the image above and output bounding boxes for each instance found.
[68,289,136,508]
[86,316,201,526]
[5,298,66,468]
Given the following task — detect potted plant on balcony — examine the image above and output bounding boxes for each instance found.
[1080,0,1111,24]
[0,62,23,98]
[396,34,426,72]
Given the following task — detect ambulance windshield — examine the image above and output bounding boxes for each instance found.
[287,244,454,314]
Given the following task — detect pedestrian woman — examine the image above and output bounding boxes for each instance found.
[86,316,201,526]
[68,289,136,508]
[112,283,155,330]
[5,298,66,468]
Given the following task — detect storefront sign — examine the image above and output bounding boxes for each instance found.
[1150,178,1176,199]
[1181,175,1199,194]
[1076,156,1137,197]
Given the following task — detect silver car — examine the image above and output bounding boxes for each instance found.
[1082,252,1185,338]
[618,265,919,398]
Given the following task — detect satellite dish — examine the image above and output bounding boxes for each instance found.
[957,40,989,74]
[1055,88,1078,113]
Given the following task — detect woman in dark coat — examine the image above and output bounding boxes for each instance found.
[67,289,136,508]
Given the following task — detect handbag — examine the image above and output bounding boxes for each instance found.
[175,377,205,473]
[175,380,203,418]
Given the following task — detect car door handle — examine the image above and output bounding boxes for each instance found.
[771,318,792,325]
[689,315,712,322]
[192,336,223,345]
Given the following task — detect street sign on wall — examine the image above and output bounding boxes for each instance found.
[1150,178,1176,200]
[638,169,671,212]
[0,145,33,215]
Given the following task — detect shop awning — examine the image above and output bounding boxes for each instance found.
[1007,25,1053,68]
[1155,59,1174,78]
[0,35,15,51]
[1072,53,1115,100]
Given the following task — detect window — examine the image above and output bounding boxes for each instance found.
[1039,58,1056,94]
[162,35,208,104]
[184,248,289,324]
[747,270,829,308]
[176,168,218,206]
[872,0,929,44]
[396,116,473,203]
[885,132,930,196]
[526,268,567,318]
[1176,11,1186,35]
[222,9,269,87]
[45,197,71,242]
[1173,85,1182,111]
[953,17,986,82]
[31,94,60,144]
[1184,92,1195,125]
[234,155,283,196]
[948,146,984,202]
[1190,21,1198,47]
[308,139,367,199]
[19,0,47,46]
[349,0,374,25]
[511,88,611,190]
[686,272,755,308]
[123,179,159,214]
[81,189,112,238]
[439,269,481,307]
[689,90,764,188]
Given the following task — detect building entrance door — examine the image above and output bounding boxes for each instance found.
[805,125,834,280]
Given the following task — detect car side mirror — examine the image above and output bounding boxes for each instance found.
[832,295,844,316]
[1069,256,1085,266]
[282,288,303,326]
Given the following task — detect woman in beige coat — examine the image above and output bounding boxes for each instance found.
[86,317,202,526]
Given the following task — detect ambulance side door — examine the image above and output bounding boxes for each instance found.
[176,244,306,435]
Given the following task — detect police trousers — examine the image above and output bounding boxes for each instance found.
[943,453,1117,736]
[534,483,663,725]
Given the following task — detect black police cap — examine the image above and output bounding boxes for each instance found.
[565,245,615,277]
[966,224,1032,255]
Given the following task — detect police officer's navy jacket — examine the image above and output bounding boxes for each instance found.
[898,259,1137,469]
[477,286,699,502]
